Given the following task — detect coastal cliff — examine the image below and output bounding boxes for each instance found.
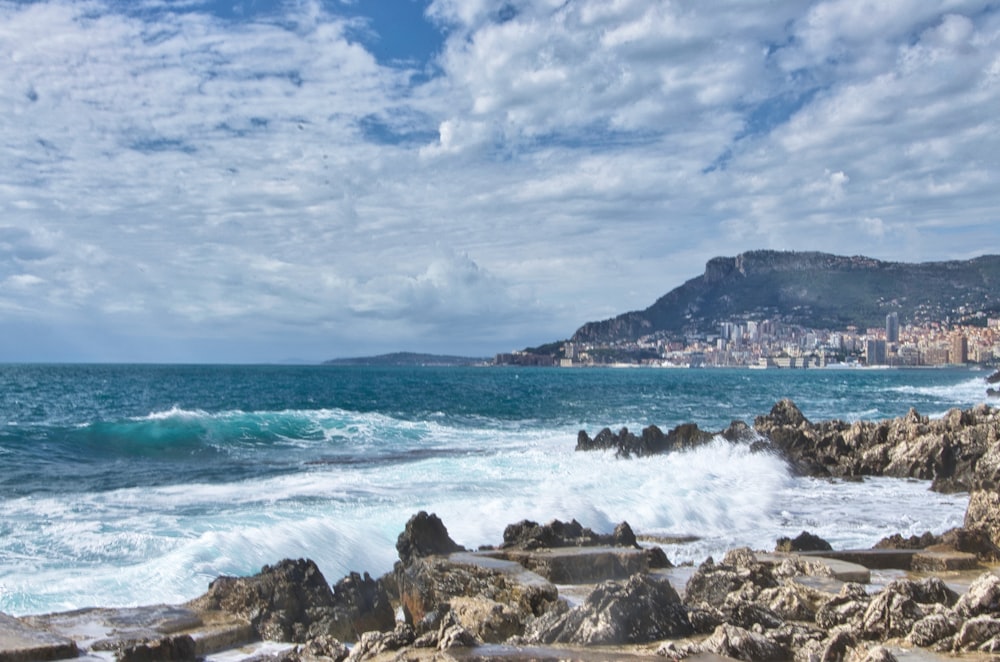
[570,250,1000,344]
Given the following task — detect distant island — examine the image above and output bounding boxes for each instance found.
[323,352,488,367]
[498,250,1000,369]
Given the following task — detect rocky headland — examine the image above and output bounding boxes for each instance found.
[6,401,1000,662]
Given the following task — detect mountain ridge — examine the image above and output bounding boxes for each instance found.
[570,250,1000,344]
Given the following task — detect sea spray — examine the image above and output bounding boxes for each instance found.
[0,364,983,615]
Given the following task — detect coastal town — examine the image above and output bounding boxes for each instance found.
[496,314,1000,369]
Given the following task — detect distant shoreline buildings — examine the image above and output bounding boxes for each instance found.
[495,314,1000,369]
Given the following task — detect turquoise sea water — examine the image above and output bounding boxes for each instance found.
[0,364,989,615]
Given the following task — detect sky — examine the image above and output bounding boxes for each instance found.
[2,0,999,363]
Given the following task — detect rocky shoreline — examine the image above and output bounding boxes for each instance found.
[4,401,1000,662]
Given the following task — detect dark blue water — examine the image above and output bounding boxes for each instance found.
[0,364,987,615]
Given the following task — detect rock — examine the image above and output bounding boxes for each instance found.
[953,572,1000,618]
[393,557,556,635]
[815,583,870,630]
[435,611,478,650]
[684,549,778,610]
[574,422,716,457]
[873,531,938,550]
[524,573,692,645]
[756,582,826,622]
[753,400,999,490]
[699,623,790,662]
[109,634,198,662]
[395,511,464,565]
[907,612,958,647]
[448,596,522,643]
[345,623,414,661]
[954,615,1000,652]
[188,558,338,643]
[775,531,833,552]
[327,571,395,642]
[499,518,639,550]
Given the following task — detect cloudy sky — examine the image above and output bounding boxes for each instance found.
[2,0,999,362]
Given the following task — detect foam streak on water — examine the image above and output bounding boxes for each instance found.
[0,364,986,615]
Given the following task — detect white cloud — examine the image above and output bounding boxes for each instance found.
[1,0,999,361]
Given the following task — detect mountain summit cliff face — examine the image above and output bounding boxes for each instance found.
[571,250,1000,344]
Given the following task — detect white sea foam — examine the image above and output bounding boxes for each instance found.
[0,428,969,615]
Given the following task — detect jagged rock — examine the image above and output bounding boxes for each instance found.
[699,623,790,662]
[114,634,197,662]
[817,628,857,662]
[954,615,1000,652]
[754,400,999,491]
[435,611,479,650]
[345,623,414,661]
[575,422,716,458]
[907,612,958,647]
[851,645,898,662]
[448,596,522,643]
[499,518,639,550]
[393,557,556,635]
[685,549,779,610]
[325,572,394,642]
[524,573,691,645]
[645,545,673,569]
[776,531,833,552]
[188,558,338,643]
[268,635,349,662]
[815,583,870,630]
[855,577,955,641]
[395,511,464,565]
[953,572,1000,618]
[873,531,938,550]
[757,582,826,622]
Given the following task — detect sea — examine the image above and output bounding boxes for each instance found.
[0,363,991,617]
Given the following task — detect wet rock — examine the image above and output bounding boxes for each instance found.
[524,573,692,645]
[395,511,464,565]
[775,531,833,552]
[188,558,338,643]
[754,400,999,491]
[575,422,716,458]
[699,623,790,662]
[499,518,639,550]
[873,531,938,550]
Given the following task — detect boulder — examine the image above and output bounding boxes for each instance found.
[393,557,556,635]
[953,572,1000,618]
[524,573,692,645]
[574,423,716,458]
[187,558,338,643]
[395,511,464,565]
[345,623,414,661]
[699,623,790,662]
[775,531,833,552]
[327,571,395,642]
[499,518,639,550]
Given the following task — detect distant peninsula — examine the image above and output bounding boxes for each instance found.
[323,352,488,367]
[498,250,1000,368]
[573,250,1000,344]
